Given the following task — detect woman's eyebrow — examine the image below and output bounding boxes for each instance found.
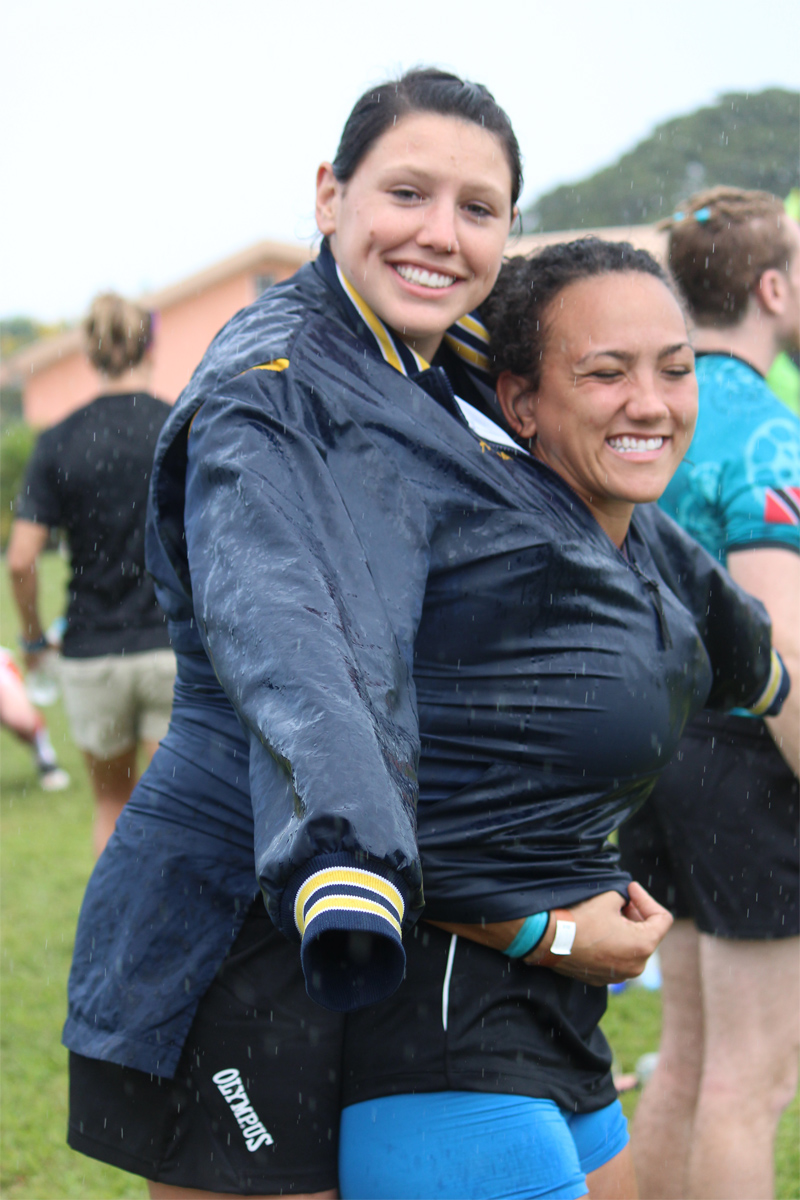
[575,342,693,365]
[379,164,507,202]
[575,349,633,365]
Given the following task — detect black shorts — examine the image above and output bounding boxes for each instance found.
[618,711,799,939]
[343,921,617,1115]
[68,902,344,1195]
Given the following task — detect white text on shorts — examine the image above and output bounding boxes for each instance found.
[212,1067,274,1152]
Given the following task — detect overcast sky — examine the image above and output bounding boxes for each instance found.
[3,0,799,322]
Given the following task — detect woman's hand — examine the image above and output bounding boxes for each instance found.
[428,881,673,988]
[523,883,672,985]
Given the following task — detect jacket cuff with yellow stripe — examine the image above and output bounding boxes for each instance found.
[744,649,791,718]
[280,853,409,1012]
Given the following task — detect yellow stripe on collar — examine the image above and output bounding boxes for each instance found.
[335,266,430,374]
[455,313,490,343]
[443,334,490,372]
[337,271,404,372]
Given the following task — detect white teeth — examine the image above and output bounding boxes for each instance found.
[608,436,665,453]
[394,264,457,289]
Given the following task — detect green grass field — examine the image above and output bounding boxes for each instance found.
[1,554,797,1198]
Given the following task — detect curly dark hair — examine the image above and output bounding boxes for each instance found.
[482,238,678,387]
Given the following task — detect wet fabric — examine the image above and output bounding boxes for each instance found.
[65,246,777,1072]
[342,922,616,1113]
[338,1093,628,1200]
[16,393,172,657]
[619,710,799,938]
[659,354,800,561]
[68,904,343,1194]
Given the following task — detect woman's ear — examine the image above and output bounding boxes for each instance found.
[315,164,339,236]
[495,370,538,439]
[755,266,790,318]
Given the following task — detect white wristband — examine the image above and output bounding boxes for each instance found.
[550,919,577,956]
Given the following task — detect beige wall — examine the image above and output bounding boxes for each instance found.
[25,353,100,429]
[18,227,666,429]
[22,261,300,428]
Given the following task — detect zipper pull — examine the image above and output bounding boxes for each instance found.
[630,563,673,649]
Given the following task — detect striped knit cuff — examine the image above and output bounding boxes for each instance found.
[285,854,408,1012]
[745,649,790,718]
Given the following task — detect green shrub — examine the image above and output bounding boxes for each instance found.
[0,422,37,550]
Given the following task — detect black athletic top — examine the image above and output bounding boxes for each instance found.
[17,393,172,657]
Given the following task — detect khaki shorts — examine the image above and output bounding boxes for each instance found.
[59,650,176,760]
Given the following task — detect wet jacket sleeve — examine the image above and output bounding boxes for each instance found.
[183,369,428,1011]
[639,504,789,715]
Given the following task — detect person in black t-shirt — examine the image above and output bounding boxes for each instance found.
[7,293,175,855]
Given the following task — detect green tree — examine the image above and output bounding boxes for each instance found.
[1,316,69,430]
[0,316,67,360]
[525,89,800,232]
[0,421,37,549]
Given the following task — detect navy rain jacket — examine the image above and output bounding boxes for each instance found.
[64,246,782,1076]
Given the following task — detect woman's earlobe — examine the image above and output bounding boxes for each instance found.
[315,164,338,235]
[496,371,538,439]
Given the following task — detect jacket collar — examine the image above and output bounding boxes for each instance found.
[314,240,492,384]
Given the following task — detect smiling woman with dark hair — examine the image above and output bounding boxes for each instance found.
[61,83,784,1199]
[337,240,788,1200]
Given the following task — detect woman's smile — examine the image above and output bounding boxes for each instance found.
[605,433,669,457]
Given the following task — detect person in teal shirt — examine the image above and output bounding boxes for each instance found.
[621,186,800,1200]
[661,352,799,562]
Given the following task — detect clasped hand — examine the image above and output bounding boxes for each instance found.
[429,881,673,988]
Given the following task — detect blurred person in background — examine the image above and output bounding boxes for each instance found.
[7,294,175,856]
[766,192,800,417]
[0,644,69,790]
[619,187,800,1200]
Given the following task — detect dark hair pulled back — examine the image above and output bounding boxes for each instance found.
[83,293,153,378]
[483,237,679,388]
[332,67,522,210]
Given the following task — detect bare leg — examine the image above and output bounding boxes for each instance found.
[140,737,161,769]
[83,746,138,856]
[0,666,41,741]
[687,934,799,1199]
[586,1143,638,1198]
[148,1184,337,1199]
[628,920,704,1198]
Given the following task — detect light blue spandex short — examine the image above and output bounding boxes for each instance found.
[339,1092,628,1200]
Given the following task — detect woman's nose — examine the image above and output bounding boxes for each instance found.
[417,201,459,254]
[626,376,670,420]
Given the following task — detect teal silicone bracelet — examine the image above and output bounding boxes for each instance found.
[18,634,49,653]
[504,911,549,958]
